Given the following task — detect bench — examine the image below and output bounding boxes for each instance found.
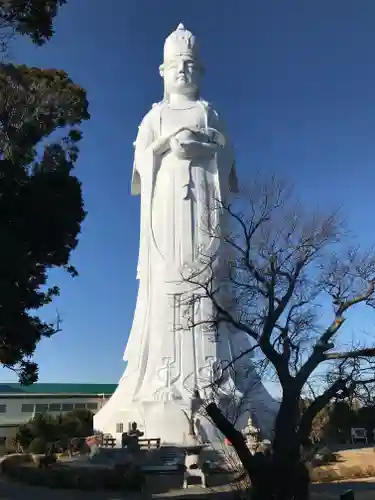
[102,436,116,448]
[138,438,161,450]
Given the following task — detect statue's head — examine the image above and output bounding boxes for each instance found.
[160,23,203,100]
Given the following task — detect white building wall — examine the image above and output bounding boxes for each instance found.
[0,395,109,438]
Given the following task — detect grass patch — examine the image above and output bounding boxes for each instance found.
[311,463,375,483]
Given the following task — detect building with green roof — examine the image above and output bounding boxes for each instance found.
[0,382,117,440]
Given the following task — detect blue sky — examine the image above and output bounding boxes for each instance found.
[1,0,375,386]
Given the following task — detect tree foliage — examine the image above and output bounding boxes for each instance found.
[15,408,94,450]
[0,2,89,384]
[183,177,375,499]
[0,0,67,52]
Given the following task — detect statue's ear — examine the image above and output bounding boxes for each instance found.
[159,64,164,78]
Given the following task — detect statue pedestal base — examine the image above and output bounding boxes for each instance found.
[183,467,207,489]
[93,364,278,445]
[94,387,218,446]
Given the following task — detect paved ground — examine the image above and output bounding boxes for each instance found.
[0,479,236,500]
[311,478,375,499]
[0,477,374,500]
[0,477,146,500]
[1,444,374,500]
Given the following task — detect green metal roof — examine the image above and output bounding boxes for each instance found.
[0,383,117,395]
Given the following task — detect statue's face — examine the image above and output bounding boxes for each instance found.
[162,56,201,96]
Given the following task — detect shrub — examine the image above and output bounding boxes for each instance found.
[4,436,17,454]
[32,453,56,469]
[63,409,93,437]
[3,461,145,490]
[28,437,48,455]
[69,436,90,456]
[14,409,94,452]
[311,446,337,465]
[15,424,34,450]
[0,453,32,473]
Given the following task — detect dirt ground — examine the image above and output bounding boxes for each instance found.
[309,446,375,500]
[316,445,375,473]
[331,446,375,468]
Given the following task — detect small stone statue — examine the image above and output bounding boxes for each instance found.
[243,422,261,450]
[181,391,207,488]
[128,421,144,438]
[181,390,202,444]
[122,422,143,453]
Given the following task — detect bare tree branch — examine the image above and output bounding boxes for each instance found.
[324,347,375,360]
[297,280,375,386]
[180,176,375,492]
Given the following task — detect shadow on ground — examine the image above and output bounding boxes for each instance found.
[147,472,244,494]
[155,490,239,499]
[0,477,240,500]
[1,476,374,500]
[311,478,375,499]
[329,444,374,453]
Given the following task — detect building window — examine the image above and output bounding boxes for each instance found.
[116,422,124,433]
[86,402,98,410]
[49,403,61,412]
[74,403,86,410]
[61,403,74,412]
[21,404,34,413]
[0,404,6,413]
[35,404,48,413]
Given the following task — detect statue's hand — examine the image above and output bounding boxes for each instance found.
[174,129,198,144]
[151,127,192,156]
[171,136,219,160]
[170,136,188,158]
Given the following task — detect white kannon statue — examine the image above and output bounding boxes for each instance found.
[94,24,278,445]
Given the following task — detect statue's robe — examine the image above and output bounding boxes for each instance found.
[124,99,244,402]
[94,100,279,442]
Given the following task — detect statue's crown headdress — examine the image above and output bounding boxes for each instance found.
[163,23,200,64]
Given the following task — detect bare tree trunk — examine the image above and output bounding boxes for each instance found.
[205,402,253,471]
[205,403,274,500]
[205,393,310,500]
[271,392,310,500]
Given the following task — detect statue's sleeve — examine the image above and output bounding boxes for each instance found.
[131,113,155,196]
[208,105,239,193]
[229,162,239,193]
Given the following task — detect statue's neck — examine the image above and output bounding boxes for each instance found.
[167,92,199,109]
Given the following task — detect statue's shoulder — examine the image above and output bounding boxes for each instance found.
[199,99,215,113]
[142,101,164,123]
[200,100,225,129]
[200,99,221,121]
[138,101,164,130]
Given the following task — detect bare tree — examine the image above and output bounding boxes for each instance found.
[182,177,375,500]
